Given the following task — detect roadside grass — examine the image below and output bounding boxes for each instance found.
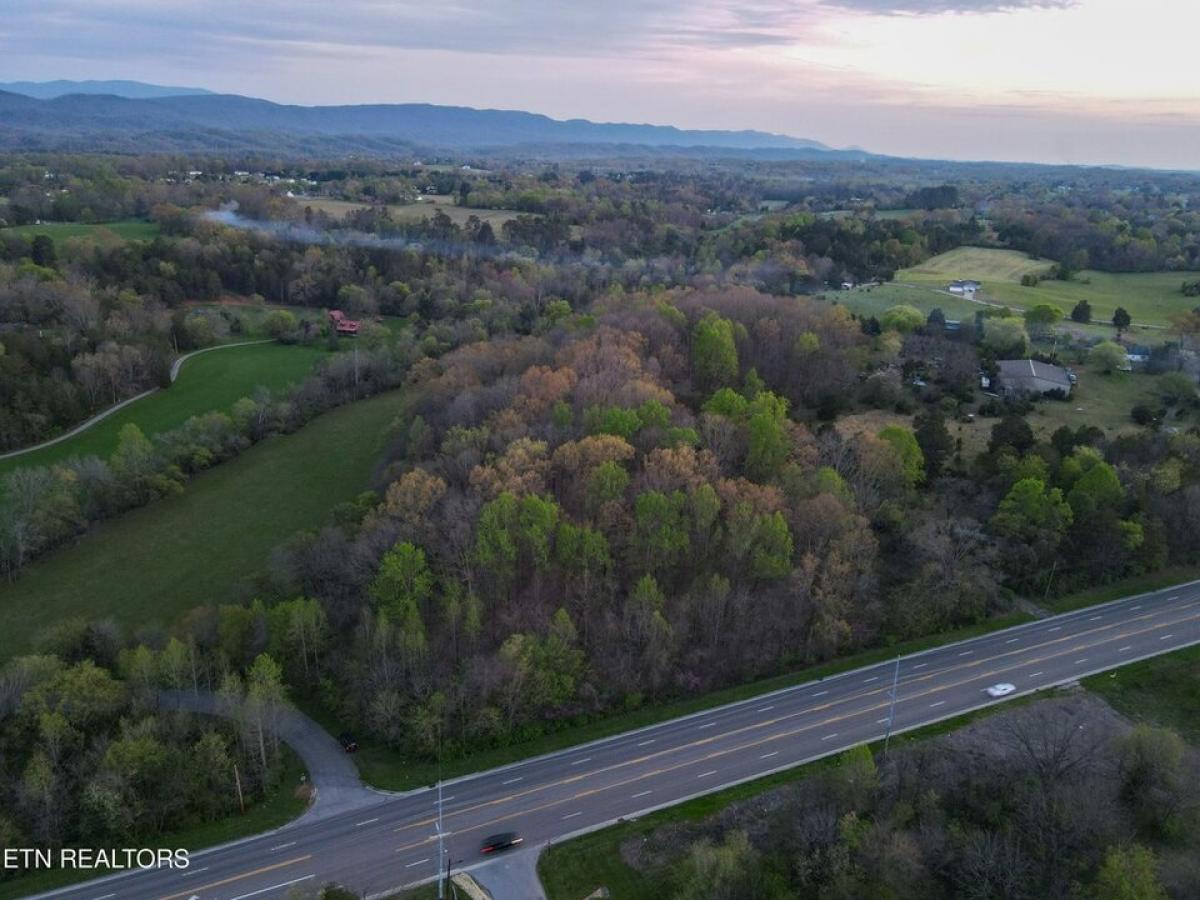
[1083,643,1200,742]
[1045,566,1200,615]
[0,389,407,661]
[537,698,1034,900]
[0,342,325,480]
[0,748,309,900]
[896,246,1200,328]
[1,219,160,243]
[296,197,526,229]
[313,611,1033,792]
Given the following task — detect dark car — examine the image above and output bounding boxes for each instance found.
[338,732,359,753]
[480,832,523,854]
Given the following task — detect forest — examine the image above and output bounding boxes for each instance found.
[1,151,1199,886]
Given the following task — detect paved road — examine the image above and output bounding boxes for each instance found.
[36,579,1200,900]
[157,691,386,821]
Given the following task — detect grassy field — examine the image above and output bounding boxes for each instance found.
[1,219,161,243]
[0,342,326,481]
[0,388,407,661]
[297,197,526,229]
[1084,643,1200,742]
[0,748,309,900]
[895,246,1199,329]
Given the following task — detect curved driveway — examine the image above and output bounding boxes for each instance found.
[37,579,1200,900]
[0,340,272,462]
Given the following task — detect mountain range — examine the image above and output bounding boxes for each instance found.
[0,80,850,157]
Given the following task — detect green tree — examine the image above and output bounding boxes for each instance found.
[1023,303,1062,337]
[262,309,299,339]
[370,542,431,654]
[988,415,1035,455]
[1089,845,1168,900]
[980,316,1029,355]
[1113,306,1133,336]
[879,425,925,488]
[586,460,630,511]
[692,311,739,392]
[1090,340,1128,373]
[746,391,791,481]
[30,234,56,267]
[1071,299,1093,323]
[881,304,924,334]
[634,490,691,577]
[914,409,955,478]
[992,478,1073,543]
[750,512,794,581]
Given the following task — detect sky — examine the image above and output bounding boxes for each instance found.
[2,0,1198,169]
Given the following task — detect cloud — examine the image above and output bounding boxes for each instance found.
[821,0,1075,12]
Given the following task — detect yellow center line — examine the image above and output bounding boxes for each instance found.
[393,612,1200,851]
[392,607,1199,839]
[157,855,311,900]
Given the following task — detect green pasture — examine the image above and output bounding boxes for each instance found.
[0,342,325,481]
[0,389,407,661]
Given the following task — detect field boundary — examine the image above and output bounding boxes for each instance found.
[0,340,272,462]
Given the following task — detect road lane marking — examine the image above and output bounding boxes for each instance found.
[502,777,522,785]
[93,894,116,899]
[386,609,1200,842]
[355,818,379,827]
[877,717,890,724]
[812,690,828,697]
[1168,596,1179,601]
[1119,646,1132,652]
[404,858,430,868]
[1048,626,1062,632]
[1131,605,1141,610]
[1161,634,1175,640]
[157,855,312,900]
[571,757,592,766]
[760,751,779,759]
[563,811,582,819]
[1088,615,1101,621]
[180,867,209,877]
[863,677,878,684]
[930,701,945,708]
[758,705,775,712]
[913,663,928,669]
[633,790,652,798]
[393,612,1200,853]
[698,770,717,778]
[698,722,716,729]
[637,739,656,747]
[269,841,296,851]
[1005,638,1020,644]
[1029,672,1043,678]
[958,651,973,657]
[229,875,314,900]
[1075,658,1088,665]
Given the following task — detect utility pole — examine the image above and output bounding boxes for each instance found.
[436,776,445,900]
[883,656,901,755]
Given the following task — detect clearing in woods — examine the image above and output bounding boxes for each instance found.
[0,342,326,480]
[297,197,527,228]
[0,388,407,662]
[1,219,161,243]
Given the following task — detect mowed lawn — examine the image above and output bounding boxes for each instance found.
[0,342,326,480]
[1,219,161,243]
[897,246,1199,327]
[0,389,407,661]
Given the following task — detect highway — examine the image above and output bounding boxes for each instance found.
[37,580,1200,900]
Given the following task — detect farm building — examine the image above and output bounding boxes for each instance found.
[948,279,982,295]
[327,309,361,335]
[996,359,1072,396]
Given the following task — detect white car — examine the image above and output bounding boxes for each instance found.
[985,683,1016,698]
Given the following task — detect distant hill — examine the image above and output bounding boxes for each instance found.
[0,89,855,157]
[0,79,213,99]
